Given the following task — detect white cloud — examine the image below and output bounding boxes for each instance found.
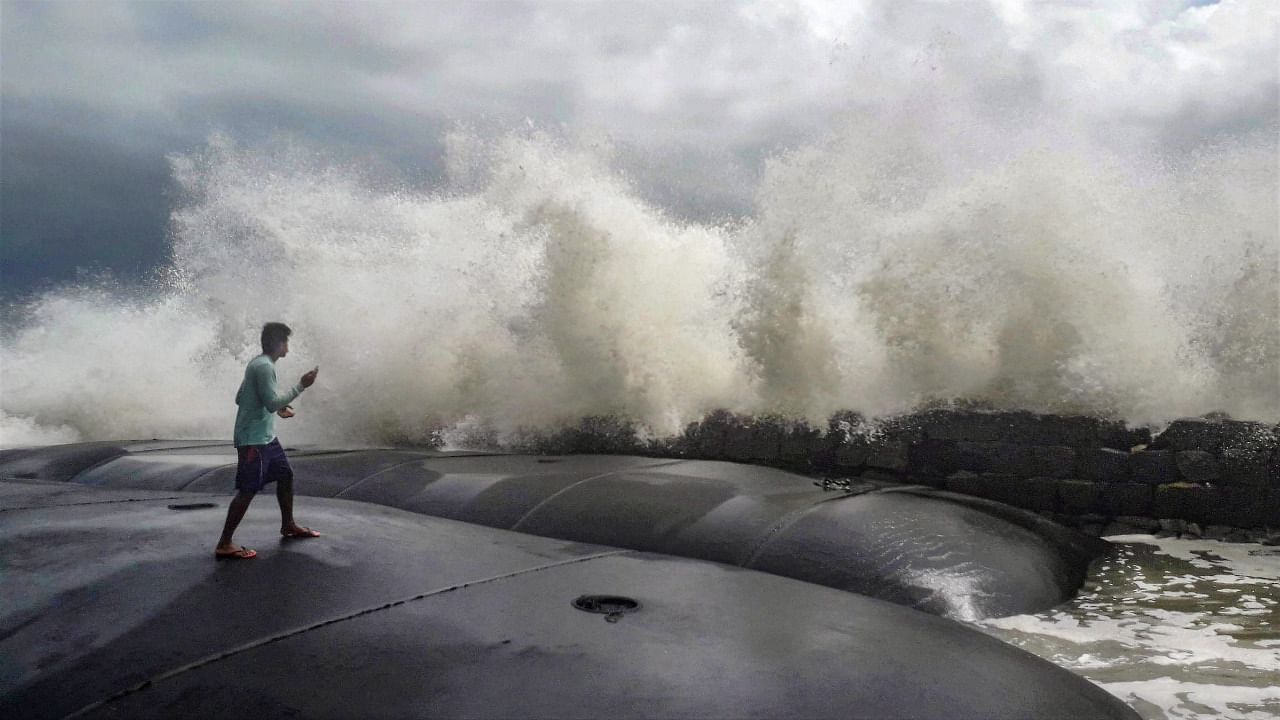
[0,0,1274,221]
[4,1,1271,143]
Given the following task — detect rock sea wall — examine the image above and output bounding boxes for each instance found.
[528,411,1280,542]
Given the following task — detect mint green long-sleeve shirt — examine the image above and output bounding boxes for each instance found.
[233,355,304,447]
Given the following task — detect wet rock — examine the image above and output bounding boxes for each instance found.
[834,440,870,469]
[1219,449,1269,487]
[1129,450,1177,485]
[954,442,1075,478]
[979,475,1027,507]
[1058,480,1103,514]
[1158,518,1187,534]
[723,423,755,462]
[1075,448,1130,482]
[1153,418,1231,452]
[1153,483,1211,524]
[749,422,783,462]
[528,419,641,455]
[1266,488,1280,527]
[957,474,1058,511]
[866,441,910,472]
[1174,451,1220,483]
[827,410,867,437]
[1221,422,1279,452]
[863,413,927,445]
[569,416,641,455]
[1203,485,1265,527]
[779,424,823,463]
[908,439,961,476]
[1097,422,1152,451]
[944,471,985,497]
[917,410,1022,442]
[645,434,684,457]
[825,412,869,470]
[1009,413,1095,446]
[691,412,731,458]
[1185,522,1204,537]
[1103,521,1147,536]
[915,410,1145,448]
[1080,523,1106,536]
[1100,483,1152,517]
[1203,525,1233,541]
[942,471,1053,510]
[859,469,902,484]
[1019,477,1062,512]
[1113,516,1160,532]
[904,472,947,488]
[1225,528,1255,543]
[724,420,782,462]
[1155,418,1278,453]
[1032,414,1146,449]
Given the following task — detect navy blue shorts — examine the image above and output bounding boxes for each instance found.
[234,438,293,493]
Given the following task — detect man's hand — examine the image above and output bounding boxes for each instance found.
[300,366,319,389]
[277,405,295,419]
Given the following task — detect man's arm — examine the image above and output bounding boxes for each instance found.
[252,362,303,413]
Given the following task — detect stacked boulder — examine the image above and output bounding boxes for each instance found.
[671,410,1280,542]
[1144,418,1279,541]
[518,410,1279,542]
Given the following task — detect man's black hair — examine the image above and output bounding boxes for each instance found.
[261,322,292,354]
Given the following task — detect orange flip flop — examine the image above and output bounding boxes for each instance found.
[215,546,258,560]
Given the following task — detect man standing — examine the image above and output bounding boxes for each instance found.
[215,322,320,560]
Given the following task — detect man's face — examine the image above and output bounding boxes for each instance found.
[276,338,289,358]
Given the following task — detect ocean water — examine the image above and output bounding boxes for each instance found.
[977,536,1280,720]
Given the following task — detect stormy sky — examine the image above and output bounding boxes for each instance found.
[1,0,1276,299]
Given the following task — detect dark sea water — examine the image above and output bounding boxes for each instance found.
[977,536,1280,719]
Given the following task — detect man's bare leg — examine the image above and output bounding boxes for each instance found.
[277,476,319,536]
[217,490,256,551]
[277,475,295,530]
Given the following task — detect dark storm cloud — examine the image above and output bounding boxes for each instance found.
[0,89,450,297]
[1,98,177,295]
[2,0,1276,298]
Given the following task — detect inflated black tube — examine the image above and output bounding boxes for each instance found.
[0,442,1109,620]
[0,479,1139,720]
